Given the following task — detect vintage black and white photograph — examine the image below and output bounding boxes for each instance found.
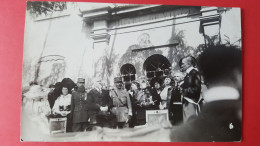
[21,1,242,142]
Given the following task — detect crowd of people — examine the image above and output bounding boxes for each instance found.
[21,44,242,141]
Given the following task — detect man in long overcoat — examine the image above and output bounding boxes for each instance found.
[71,78,89,132]
[179,56,201,122]
[169,72,184,125]
[87,80,115,129]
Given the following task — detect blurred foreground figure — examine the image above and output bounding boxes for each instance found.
[21,85,51,140]
[170,45,242,141]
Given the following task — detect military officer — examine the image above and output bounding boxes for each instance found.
[110,77,132,128]
[70,78,89,132]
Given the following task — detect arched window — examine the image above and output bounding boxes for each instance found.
[120,64,136,82]
[143,54,171,79]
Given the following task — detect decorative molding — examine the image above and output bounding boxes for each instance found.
[111,5,160,15]
[81,8,111,22]
[132,40,179,52]
[80,5,201,25]
[90,20,110,44]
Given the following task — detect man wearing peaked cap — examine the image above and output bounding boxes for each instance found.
[110,76,132,128]
[71,78,89,132]
[77,78,85,87]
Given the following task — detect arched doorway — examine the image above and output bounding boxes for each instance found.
[143,54,171,79]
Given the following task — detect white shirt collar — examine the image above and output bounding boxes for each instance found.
[204,86,240,103]
[61,94,70,98]
[186,66,195,74]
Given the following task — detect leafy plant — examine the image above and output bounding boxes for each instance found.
[27,1,67,17]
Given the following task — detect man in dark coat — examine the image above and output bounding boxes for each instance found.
[179,56,201,122]
[70,78,89,132]
[87,79,115,129]
[170,45,242,142]
[128,81,141,128]
[169,72,184,125]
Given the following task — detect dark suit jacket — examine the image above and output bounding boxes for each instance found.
[149,88,162,110]
[87,88,113,124]
[181,69,201,102]
[101,89,113,110]
[87,88,113,111]
[171,85,182,103]
[169,85,183,124]
[129,90,138,113]
[87,89,102,111]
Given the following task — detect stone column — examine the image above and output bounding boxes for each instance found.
[90,19,110,79]
[80,7,111,80]
[91,20,110,56]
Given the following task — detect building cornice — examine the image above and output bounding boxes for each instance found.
[80,5,196,24]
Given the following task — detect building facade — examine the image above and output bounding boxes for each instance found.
[22,3,241,88]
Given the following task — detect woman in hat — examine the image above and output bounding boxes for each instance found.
[149,77,163,110]
[23,85,51,116]
[135,76,156,126]
[52,85,72,132]
[21,85,51,137]
[159,76,173,109]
